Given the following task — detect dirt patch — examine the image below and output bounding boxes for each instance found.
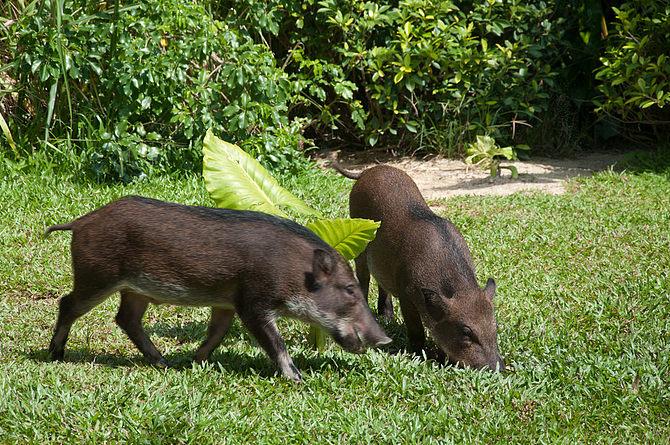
[316,150,627,201]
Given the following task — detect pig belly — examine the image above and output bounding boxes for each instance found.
[121,274,237,309]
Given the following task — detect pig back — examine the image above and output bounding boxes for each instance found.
[69,196,325,291]
[349,166,478,296]
[349,165,428,222]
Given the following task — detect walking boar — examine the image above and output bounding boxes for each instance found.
[333,164,504,371]
[45,196,390,382]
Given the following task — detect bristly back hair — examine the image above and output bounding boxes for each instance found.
[409,204,477,284]
[124,196,333,251]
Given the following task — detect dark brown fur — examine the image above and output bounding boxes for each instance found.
[334,164,504,371]
[46,196,390,381]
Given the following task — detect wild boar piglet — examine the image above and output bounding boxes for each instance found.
[46,196,391,381]
[334,164,504,371]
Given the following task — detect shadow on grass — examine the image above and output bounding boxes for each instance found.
[617,149,670,176]
[26,323,446,378]
[26,319,369,379]
[376,316,448,366]
[144,317,446,366]
[26,346,365,379]
[146,320,222,342]
[26,311,446,376]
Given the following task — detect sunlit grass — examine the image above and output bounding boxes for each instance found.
[1,155,668,443]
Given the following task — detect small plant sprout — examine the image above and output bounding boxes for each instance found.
[465,135,529,178]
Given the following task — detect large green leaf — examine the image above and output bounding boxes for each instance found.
[203,130,378,352]
[307,218,381,261]
[203,129,320,217]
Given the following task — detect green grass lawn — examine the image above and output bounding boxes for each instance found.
[1,154,668,443]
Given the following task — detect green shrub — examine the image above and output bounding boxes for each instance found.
[215,0,572,154]
[3,0,306,180]
[595,1,670,123]
[4,0,669,178]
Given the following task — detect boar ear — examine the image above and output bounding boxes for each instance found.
[484,278,496,300]
[312,249,335,284]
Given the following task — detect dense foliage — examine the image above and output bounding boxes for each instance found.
[1,0,305,180]
[595,2,670,123]
[213,0,576,153]
[1,0,669,179]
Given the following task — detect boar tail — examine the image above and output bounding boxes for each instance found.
[43,223,74,238]
[331,162,362,180]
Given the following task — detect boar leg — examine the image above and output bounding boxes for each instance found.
[355,249,394,321]
[354,251,370,299]
[398,296,426,355]
[238,310,302,382]
[115,291,167,367]
[49,286,113,361]
[377,287,394,321]
[194,308,236,363]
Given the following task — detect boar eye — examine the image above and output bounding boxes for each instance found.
[461,326,477,343]
[420,288,437,299]
[344,285,356,296]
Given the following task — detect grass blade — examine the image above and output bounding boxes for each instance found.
[44,81,58,143]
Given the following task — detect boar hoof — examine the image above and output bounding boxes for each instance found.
[285,364,302,383]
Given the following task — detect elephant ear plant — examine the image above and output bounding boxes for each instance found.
[203,129,380,349]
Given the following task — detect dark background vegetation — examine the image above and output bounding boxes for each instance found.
[1,0,669,180]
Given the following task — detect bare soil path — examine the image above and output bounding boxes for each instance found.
[317,150,627,201]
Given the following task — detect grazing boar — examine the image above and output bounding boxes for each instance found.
[45,196,390,381]
[333,164,504,371]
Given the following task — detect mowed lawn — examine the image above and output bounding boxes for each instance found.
[0,154,668,443]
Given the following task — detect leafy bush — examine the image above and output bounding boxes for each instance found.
[3,0,669,179]
[3,0,306,180]
[465,135,527,178]
[215,0,570,154]
[595,1,670,123]
[217,0,670,155]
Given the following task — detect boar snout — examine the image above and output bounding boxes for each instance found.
[298,248,390,353]
[478,351,505,372]
[332,321,391,353]
[358,317,392,347]
[449,353,505,372]
[446,345,505,372]
[478,354,505,372]
[352,305,392,350]
[332,330,365,353]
